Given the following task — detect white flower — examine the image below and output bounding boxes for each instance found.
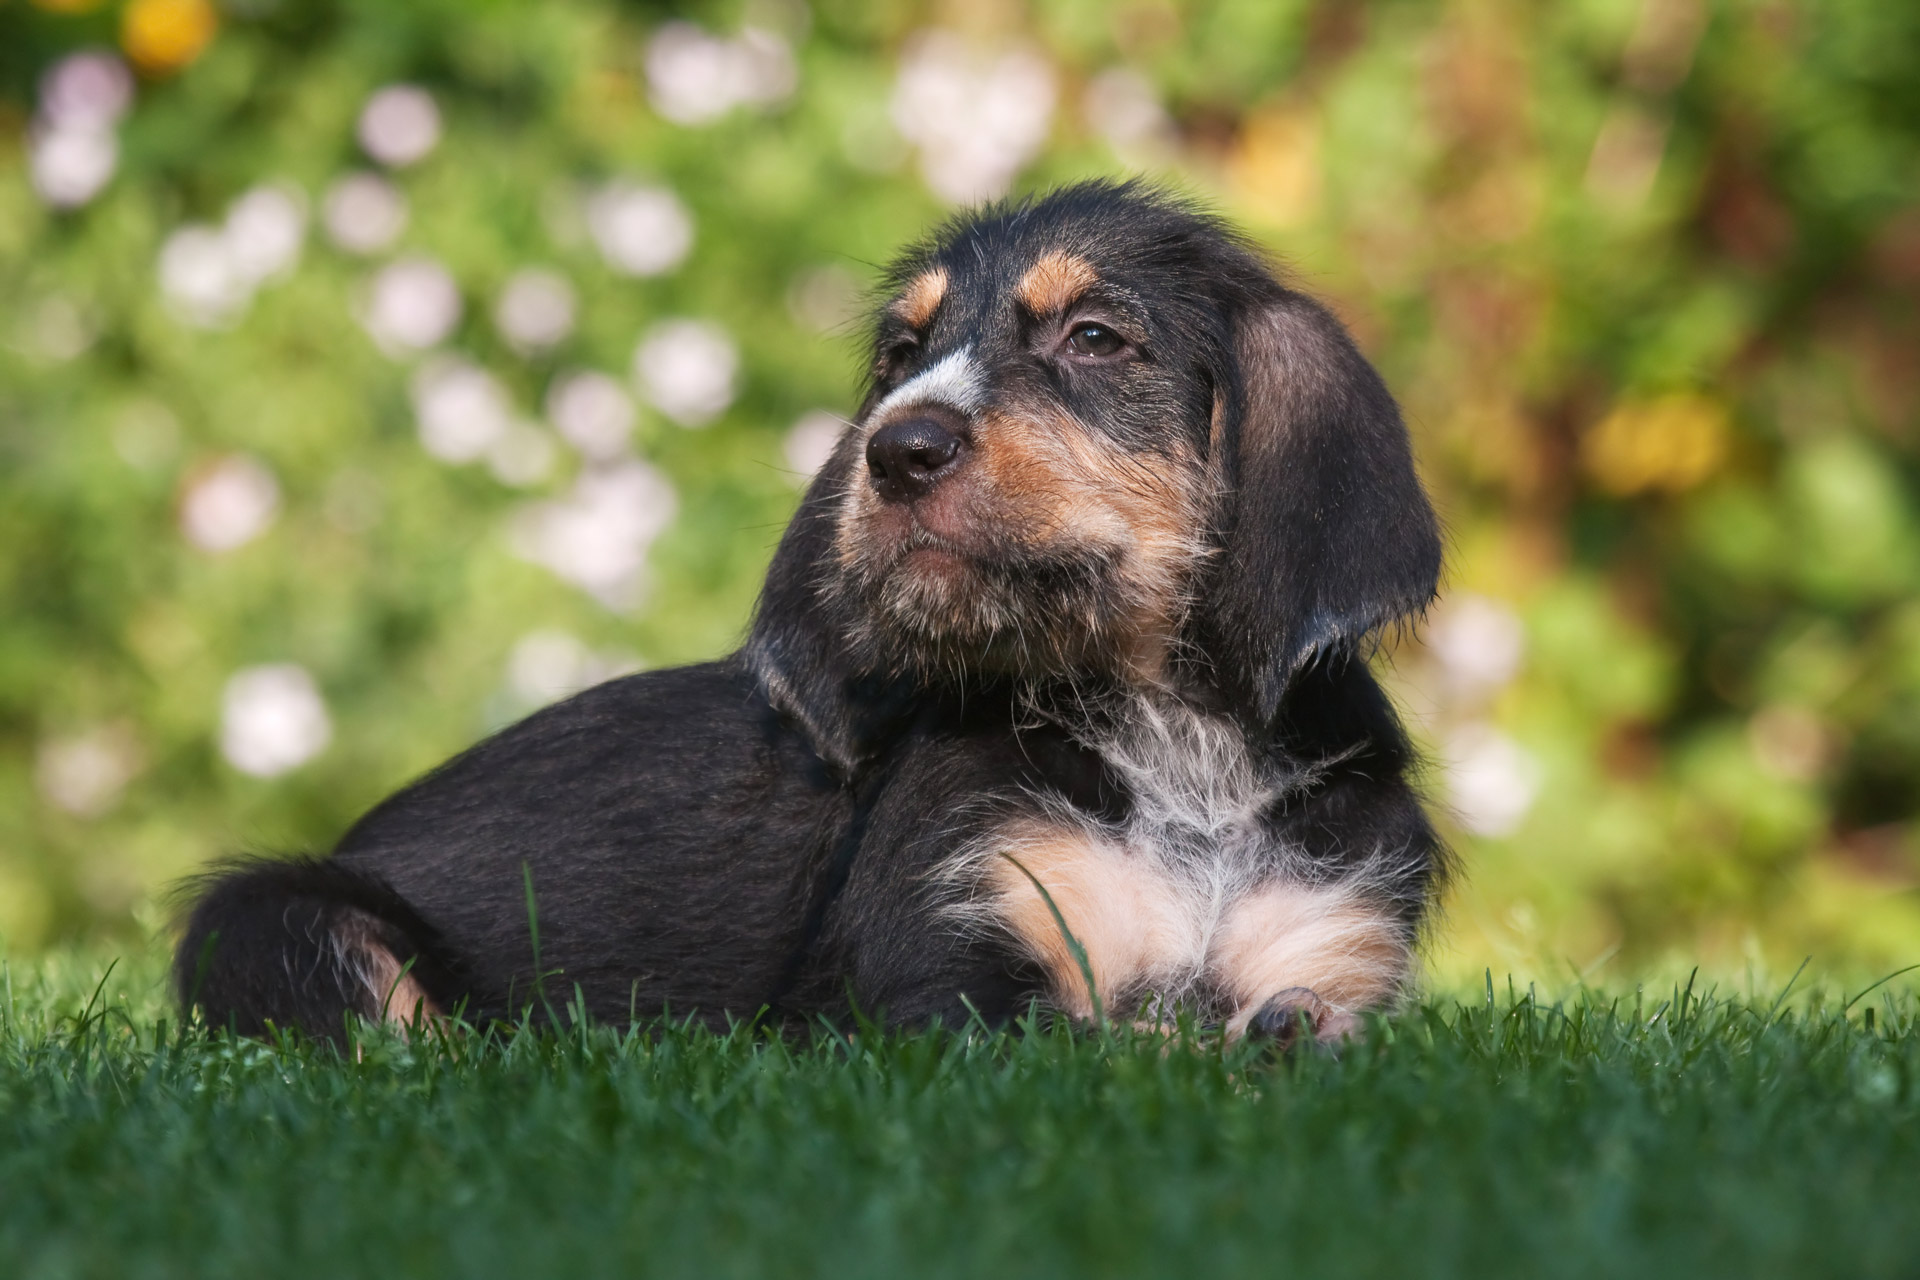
[645,23,744,124]
[29,123,119,209]
[36,723,142,819]
[507,630,596,705]
[410,357,511,463]
[357,84,442,168]
[645,22,796,125]
[29,51,134,211]
[1426,594,1526,699]
[585,181,694,277]
[1444,725,1543,838]
[180,455,281,553]
[505,631,640,706]
[546,370,636,461]
[494,268,576,354]
[220,664,332,777]
[486,422,558,488]
[731,26,800,106]
[361,256,462,352]
[157,186,306,327]
[633,319,737,427]
[39,50,134,131]
[322,172,408,254]
[510,461,678,609]
[891,32,1055,203]
[784,410,845,481]
[1083,67,1174,157]
[224,183,307,286]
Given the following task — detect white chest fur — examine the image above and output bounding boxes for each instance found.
[944,695,1411,1026]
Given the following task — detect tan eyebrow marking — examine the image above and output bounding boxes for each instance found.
[1015,251,1099,315]
[890,267,949,329]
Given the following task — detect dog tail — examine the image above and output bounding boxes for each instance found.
[172,857,453,1044]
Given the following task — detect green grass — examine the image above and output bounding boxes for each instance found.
[3,951,1916,1280]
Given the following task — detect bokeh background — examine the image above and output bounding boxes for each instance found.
[3,0,1917,988]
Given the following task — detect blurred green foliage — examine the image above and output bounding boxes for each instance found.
[1,0,1916,985]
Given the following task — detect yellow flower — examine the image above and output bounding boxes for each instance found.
[1229,106,1321,229]
[1583,392,1730,496]
[121,0,219,76]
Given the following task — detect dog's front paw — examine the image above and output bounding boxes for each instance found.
[1242,986,1361,1050]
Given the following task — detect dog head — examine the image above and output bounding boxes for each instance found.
[747,182,1440,773]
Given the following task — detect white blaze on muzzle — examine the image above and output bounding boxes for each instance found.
[868,347,987,425]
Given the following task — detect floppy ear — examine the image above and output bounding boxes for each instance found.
[741,428,912,779]
[1196,293,1442,726]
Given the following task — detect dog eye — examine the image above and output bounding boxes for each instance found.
[1065,322,1123,358]
[880,338,919,373]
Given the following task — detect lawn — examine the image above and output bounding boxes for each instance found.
[2,950,1915,1279]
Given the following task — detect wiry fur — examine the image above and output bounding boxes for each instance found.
[937,688,1427,1023]
[868,348,989,421]
[173,182,1446,1045]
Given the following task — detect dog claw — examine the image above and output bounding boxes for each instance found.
[1244,987,1359,1051]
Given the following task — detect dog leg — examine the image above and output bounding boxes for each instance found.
[980,821,1197,1021]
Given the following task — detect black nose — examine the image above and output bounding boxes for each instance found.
[866,416,963,503]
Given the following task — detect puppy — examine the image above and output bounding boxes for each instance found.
[175,182,1446,1046]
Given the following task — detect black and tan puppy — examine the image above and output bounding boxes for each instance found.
[176,182,1446,1045]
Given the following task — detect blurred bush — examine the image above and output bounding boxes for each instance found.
[2,0,1916,983]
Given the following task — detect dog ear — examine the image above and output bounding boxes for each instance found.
[742,427,911,779]
[1195,293,1442,726]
